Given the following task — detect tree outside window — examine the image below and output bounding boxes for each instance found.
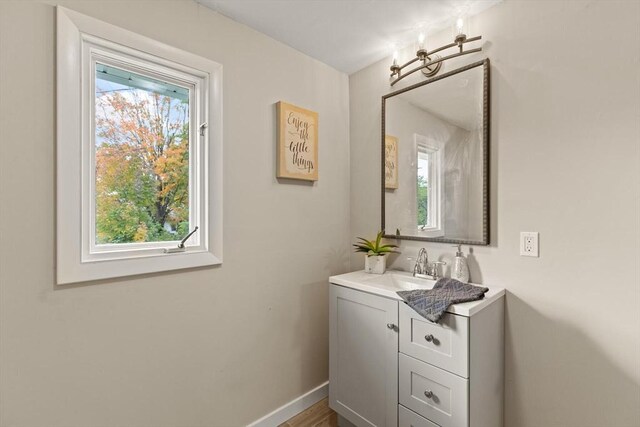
[95,68,190,244]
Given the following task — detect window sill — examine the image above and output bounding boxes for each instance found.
[58,249,221,285]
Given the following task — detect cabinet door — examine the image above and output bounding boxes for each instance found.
[329,284,398,427]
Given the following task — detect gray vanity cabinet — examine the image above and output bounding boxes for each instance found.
[329,273,504,427]
[329,284,399,427]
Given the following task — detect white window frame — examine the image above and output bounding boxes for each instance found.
[414,133,444,237]
[87,48,204,259]
[57,7,223,284]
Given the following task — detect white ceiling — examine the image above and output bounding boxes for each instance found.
[198,0,501,74]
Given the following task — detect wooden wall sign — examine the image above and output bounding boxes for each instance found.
[385,135,398,189]
[276,101,318,181]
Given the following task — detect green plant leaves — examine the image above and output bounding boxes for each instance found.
[353,230,399,255]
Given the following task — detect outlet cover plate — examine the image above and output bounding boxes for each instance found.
[520,232,539,257]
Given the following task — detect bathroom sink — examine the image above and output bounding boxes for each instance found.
[329,270,505,316]
[328,269,436,301]
[363,271,436,292]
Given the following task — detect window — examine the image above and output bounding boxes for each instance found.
[415,134,443,237]
[94,63,193,247]
[57,7,222,284]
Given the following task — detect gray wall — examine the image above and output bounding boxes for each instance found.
[350,1,640,426]
[0,1,349,426]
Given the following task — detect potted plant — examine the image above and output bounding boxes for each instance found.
[353,231,399,274]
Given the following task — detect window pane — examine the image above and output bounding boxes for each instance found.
[95,63,190,244]
[417,152,429,227]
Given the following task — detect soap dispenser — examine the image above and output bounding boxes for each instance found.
[452,244,470,283]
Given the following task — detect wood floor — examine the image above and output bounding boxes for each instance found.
[279,398,337,427]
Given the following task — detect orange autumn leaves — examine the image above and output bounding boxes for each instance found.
[95,89,190,244]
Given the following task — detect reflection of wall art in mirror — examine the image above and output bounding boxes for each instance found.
[382,59,490,245]
[385,135,398,189]
[276,101,318,181]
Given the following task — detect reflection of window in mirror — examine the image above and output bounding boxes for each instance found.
[415,134,444,237]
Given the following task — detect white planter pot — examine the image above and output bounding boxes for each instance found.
[364,255,386,274]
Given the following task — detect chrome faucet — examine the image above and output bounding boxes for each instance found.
[427,261,446,280]
[413,248,429,276]
[413,248,446,280]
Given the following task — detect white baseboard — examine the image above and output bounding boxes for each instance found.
[246,381,329,427]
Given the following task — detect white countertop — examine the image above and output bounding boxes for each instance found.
[329,270,505,317]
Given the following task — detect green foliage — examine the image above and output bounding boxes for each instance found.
[353,231,399,257]
[417,174,428,226]
[95,88,190,244]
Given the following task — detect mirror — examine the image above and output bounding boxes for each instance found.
[382,59,489,245]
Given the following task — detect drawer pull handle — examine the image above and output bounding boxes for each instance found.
[387,323,396,330]
[424,390,433,399]
[425,334,434,342]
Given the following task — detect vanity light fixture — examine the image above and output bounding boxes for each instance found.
[389,15,482,86]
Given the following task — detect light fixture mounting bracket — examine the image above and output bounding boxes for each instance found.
[389,35,482,86]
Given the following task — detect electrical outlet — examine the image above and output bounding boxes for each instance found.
[520,232,539,257]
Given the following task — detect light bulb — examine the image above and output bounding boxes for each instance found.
[418,32,426,50]
[456,17,465,35]
[392,50,399,66]
[453,14,469,43]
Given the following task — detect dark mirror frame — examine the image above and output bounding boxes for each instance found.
[381,58,490,245]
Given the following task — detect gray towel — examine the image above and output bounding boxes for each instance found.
[397,277,489,323]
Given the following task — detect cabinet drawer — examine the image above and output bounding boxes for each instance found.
[398,405,439,427]
[399,353,468,427]
[399,302,469,377]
